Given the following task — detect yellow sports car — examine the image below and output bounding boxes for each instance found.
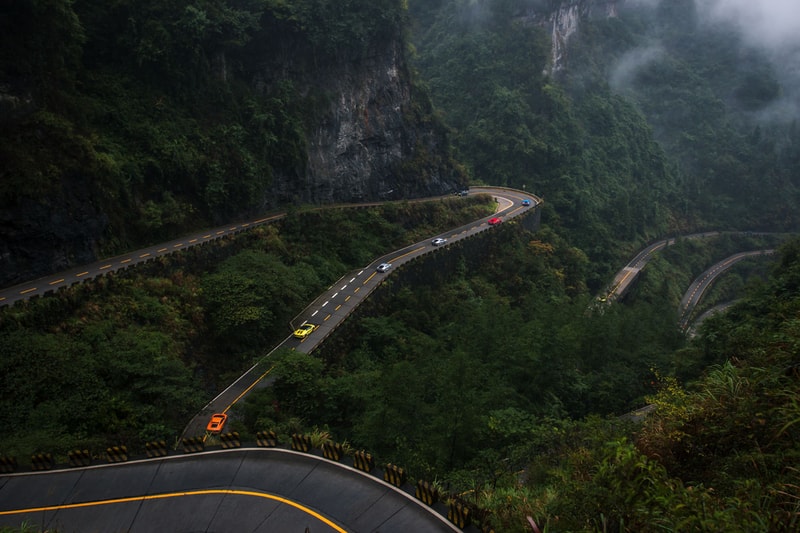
[293,323,318,339]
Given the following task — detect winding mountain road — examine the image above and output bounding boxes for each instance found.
[0,187,540,532]
[678,249,774,330]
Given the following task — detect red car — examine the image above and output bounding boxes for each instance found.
[206,413,228,433]
[488,217,502,225]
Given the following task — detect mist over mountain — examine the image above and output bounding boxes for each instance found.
[622,0,800,122]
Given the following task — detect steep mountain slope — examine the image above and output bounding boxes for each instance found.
[0,0,465,286]
[407,0,800,280]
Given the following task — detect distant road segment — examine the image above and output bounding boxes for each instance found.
[678,250,774,330]
[601,232,720,301]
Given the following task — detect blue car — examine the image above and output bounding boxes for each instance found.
[522,199,531,206]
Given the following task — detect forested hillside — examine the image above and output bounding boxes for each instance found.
[0,0,462,286]
[2,1,800,532]
[407,0,800,282]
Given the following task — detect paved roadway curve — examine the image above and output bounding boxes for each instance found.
[0,449,459,532]
[601,232,720,301]
[0,187,539,532]
[181,186,537,439]
[677,249,774,330]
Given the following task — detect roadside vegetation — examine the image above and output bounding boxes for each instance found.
[0,196,494,457]
[2,1,800,532]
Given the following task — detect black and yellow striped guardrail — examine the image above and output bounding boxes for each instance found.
[322,442,343,461]
[106,445,128,463]
[31,452,54,471]
[447,498,471,529]
[145,439,168,458]
[0,455,17,473]
[256,430,279,447]
[353,450,374,473]
[68,449,91,467]
[182,436,205,453]
[219,431,241,449]
[383,463,406,487]
[290,433,312,453]
[415,479,438,506]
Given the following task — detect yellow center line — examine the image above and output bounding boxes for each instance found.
[335,304,341,311]
[158,248,168,253]
[20,287,36,295]
[362,273,376,285]
[189,239,197,243]
[139,253,150,258]
[324,314,331,321]
[0,297,5,301]
[389,246,425,263]
[216,231,225,235]
[223,366,274,413]
[229,226,237,231]
[353,287,360,293]
[344,295,351,302]
[99,264,112,270]
[0,489,347,532]
[77,271,89,277]
[608,269,634,298]
[241,223,250,227]
[49,278,64,285]
[173,243,183,248]
[120,259,132,264]
[203,234,212,239]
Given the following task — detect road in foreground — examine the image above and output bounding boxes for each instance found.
[0,187,539,532]
[0,449,460,533]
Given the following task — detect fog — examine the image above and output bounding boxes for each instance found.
[613,0,800,121]
[700,0,800,51]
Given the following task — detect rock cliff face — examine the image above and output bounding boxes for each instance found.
[522,0,621,72]
[260,37,461,206]
[0,179,108,287]
[0,20,462,287]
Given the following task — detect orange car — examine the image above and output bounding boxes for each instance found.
[206,413,228,433]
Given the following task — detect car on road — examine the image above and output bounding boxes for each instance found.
[488,217,502,225]
[431,238,447,246]
[522,199,531,206]
[377,263,392,272]
[206,413,228,434]
[293,323,318,339]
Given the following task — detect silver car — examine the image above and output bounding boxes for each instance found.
[431,238,447,246]
[376,263,392,272]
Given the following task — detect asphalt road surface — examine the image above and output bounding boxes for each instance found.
[0,187,540,532]
[0,449,460,533]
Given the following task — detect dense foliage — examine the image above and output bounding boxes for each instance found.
[0,197,494,457]
[242,232,800,532]
[406,0,800,284]
[407,0,679,287]
[2,1,799,531]
[0,0,415,255]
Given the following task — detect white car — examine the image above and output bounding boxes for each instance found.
[376,263,392,272]
[431,238,447,246]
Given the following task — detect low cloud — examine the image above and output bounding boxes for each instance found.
[609,44,664,93]
[699,0,800,121]
[699,0,800,51]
